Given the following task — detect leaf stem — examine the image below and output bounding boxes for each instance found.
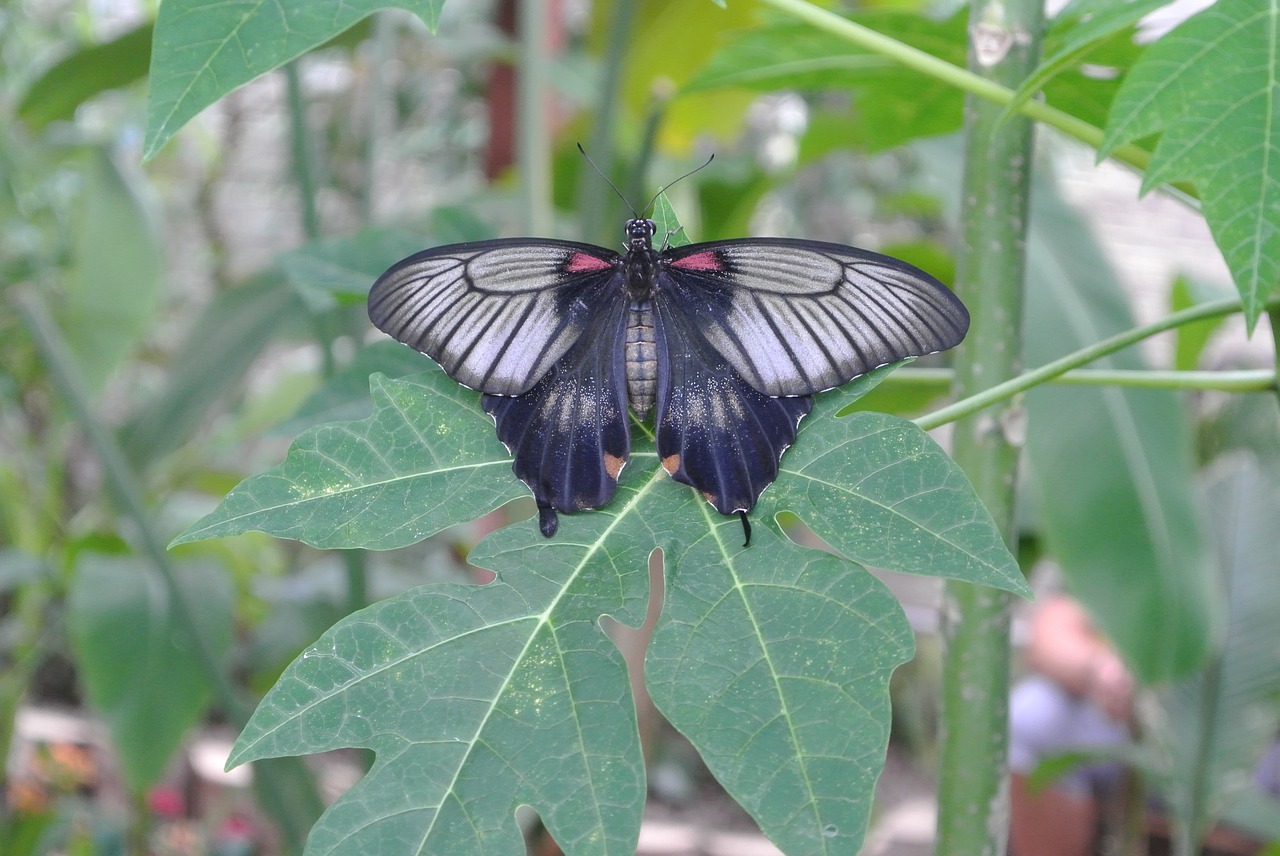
[15,288,250,721]
[517,0,554,234]
[895,367,1276,392]
[917,297,1271,431]
[753,0,1153,174]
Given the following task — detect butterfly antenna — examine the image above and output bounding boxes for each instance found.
[642,153,715,216]
[576,143,638,217]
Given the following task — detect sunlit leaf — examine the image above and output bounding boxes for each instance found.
[1100,0,1280,329]
[144,0,444,159]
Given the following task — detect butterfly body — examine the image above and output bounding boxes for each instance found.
[369,217,969,541]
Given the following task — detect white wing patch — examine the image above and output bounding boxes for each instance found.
[368,241,621,396]
[666,240,969,396]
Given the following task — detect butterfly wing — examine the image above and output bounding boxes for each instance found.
[482,291,631,537]
[653,298,813,518]
[368,239,623,396]
[661,239,969,396]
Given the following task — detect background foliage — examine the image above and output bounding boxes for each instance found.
[2,0,1279,854]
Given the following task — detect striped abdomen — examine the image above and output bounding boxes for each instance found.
[625,298,658,418]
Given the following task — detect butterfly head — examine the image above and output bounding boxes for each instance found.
[625,218,657,252]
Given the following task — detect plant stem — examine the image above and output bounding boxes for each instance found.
[917,297,1275,431]
[896,366,1276,394]
[15,288,325,851]
[579,0,637,245]
[517,0,553,235]
[754,0,1155,180]
[936,1,1043,853]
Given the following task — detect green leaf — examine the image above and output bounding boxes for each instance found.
[58,149,162,393]
[1003,0,1167,121]
[144,0,444,159]
[1099,0,1280,329]
[686,11,967,153]
[1170,275,1236,372]
[17,22,154,129]
[646,524,914,855]
[649,192,692,248]
[1156,455,1280,843]
[1022,160,1218,683]
[68,555,232,792]
[280,227,428,312]
[271,340,435,437]
[229,520,652,856]
[171,369,527,549]
[119,272,306,467]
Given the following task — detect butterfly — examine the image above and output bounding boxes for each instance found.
[368,217,969,545]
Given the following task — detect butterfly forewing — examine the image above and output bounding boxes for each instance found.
[367,240,622,396]
[662,239,969,397]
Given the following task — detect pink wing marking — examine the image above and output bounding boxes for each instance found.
[670,250,724,272]
[565,251,613,273]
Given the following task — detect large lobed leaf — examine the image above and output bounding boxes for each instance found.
[187,355,1023,855]
[1100,0,1280,329]
[143,0,443,159]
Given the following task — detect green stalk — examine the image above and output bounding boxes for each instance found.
[15,289,325,853]
[517,0,553,234]
[579,0,637,244]
[936,1,1043,854]
[754,0,1157,184]
[896,366,1276,395]
[918,297,1275,431]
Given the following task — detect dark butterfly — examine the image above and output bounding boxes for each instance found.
[368,218,969,544]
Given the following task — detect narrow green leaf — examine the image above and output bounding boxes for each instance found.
[1099,0,1280,329]
[1024,167,1217,683]
[1157,455,1280,842]
[144,0,444,159]
[280,227,429,312]
[119,272,306,467]
[68,555,232,792]
[17,22,154,129]
[1171,276,1235,372]
[59,149,162,392]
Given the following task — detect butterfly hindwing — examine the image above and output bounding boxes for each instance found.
[368,239,622,396]
[653,295,813,517]
[482,292,631,537]
[662,239,969,397]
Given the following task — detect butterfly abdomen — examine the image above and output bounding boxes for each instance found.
[625,298,658,418]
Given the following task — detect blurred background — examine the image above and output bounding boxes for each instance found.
[2,0,1278,854]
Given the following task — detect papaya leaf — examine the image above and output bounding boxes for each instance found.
[1099,0,1280,330]
[144,0,443,159]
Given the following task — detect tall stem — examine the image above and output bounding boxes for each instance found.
[936,1,1043,854]
[517,0,553,234]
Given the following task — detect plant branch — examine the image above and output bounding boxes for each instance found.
[894,367,1276,393]
[754,0,1155,177]
[917,297,1272,431]
[517,0,553,234]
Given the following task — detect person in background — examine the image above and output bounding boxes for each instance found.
[1008,594,1278,856]
[1009,594,1131,856]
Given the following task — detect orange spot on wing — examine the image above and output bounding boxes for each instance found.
[603,453,625,479]
[661,454,681,475]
